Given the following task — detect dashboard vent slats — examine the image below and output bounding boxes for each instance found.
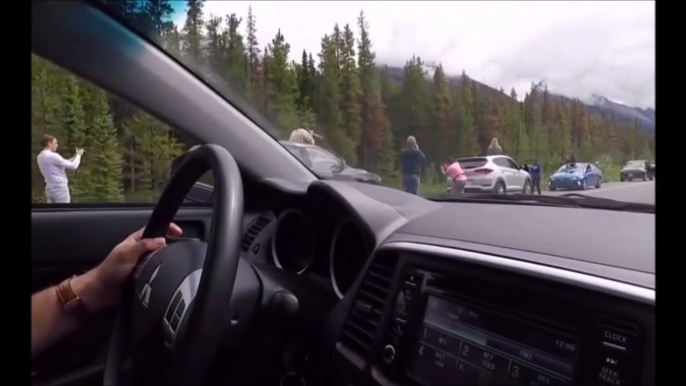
[240,216,271,252]
[339,253,398,360]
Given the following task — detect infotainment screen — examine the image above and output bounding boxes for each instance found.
[407,296,579,385]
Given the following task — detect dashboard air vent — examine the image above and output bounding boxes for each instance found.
[240,216,271,252]
[339,253,398,360]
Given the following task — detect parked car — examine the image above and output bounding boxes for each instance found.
[620,160,652,181]
[549,162,603,191]
[280,141,381,184]
[454,155,532,194]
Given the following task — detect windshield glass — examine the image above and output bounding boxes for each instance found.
[626,161,645,167]
[91,0,654,205]
[556,165,585,173]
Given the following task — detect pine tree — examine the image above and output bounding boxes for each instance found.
[88,91,124,202]
[297,49,315,111]
[123,112,182,199]
[205,15,225,71]
[224,14,247,93]
[62,75,89,150]
[398,56,429,150]
[265,30,300,134]
[182,0,204,61]
[457,72,478,157]
[338,24,362,165]
[141,0,175,39]
[432,64,456,162]
[245,6,260,91]
[357,11,386,169]
[61,75,92,199]
[378,123,397,177]
[317,33,343,149]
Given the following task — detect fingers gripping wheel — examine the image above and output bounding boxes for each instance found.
[104,144,245,386]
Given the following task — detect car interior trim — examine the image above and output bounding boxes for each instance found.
[330,218,372,300]
[377,242,655,305]
[271,209,314,274]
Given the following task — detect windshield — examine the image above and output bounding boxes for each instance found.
[556,165,585,173]
[88,0,654,205]
[626,161,645,168]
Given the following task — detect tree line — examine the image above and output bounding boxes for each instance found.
[31,0,655,203]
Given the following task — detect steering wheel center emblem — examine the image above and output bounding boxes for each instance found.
[139,263,161,308]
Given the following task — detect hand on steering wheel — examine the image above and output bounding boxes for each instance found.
[104,144,246,386]
[90,224,183,310]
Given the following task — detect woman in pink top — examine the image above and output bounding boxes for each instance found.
[442,158,467,194]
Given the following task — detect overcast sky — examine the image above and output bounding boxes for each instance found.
[173,1,654,109]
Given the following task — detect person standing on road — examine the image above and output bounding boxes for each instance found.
[529,159,542,195]
[442,157,467,194]
[399,136,426,195]
[36,134,84,204]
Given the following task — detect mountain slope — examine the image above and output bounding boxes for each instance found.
[380,65,655,136]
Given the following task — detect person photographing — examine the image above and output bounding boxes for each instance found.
[529,159,542,195]
[36,134,84,204]
[399,136,426,195]
[487,138,503,156]
[289,128,322,145]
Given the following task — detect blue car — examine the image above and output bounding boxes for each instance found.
[548,162,603,191]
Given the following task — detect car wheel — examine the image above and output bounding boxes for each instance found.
[620,176,624,182]
[550,186,556,191]
[596,177,602,188]
[642,174,647,181]
[523,180,532,194]
[580,178,587,190]
[494,181,506,194]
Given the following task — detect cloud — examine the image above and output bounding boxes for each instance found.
[179,1,654,108]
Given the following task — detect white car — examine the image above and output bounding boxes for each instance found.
[456,155,532,194]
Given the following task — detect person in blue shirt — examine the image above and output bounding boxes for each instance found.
[530,159,542,195]
[399,136,426,195]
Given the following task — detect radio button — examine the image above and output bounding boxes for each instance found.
[594,345,635,386]
[404,272,421,285]
[394,293,408,317]
[455,360,480,384]
[382,344,396,363]
[599,324,638,350]
[391,317,407,338]
[422,326,462,355]
[597,365,623,386]
[402,284,418,303]
[510,363,568,386]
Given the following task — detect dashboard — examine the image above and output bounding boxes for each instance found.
[236,179,655,386]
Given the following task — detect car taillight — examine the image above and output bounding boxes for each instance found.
[473,168,493,174]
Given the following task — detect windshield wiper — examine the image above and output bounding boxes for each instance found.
[431,193,654,213]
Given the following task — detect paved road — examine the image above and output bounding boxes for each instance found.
[543,180,655,205]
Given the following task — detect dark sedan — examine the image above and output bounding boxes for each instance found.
[620,160,652,181]
[280,141,382,184]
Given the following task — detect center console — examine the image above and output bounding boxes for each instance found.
[333,248,654,386]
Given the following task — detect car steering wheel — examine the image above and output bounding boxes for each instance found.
[103,144,244,386]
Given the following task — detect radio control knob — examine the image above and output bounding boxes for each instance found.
[382,344,396,363]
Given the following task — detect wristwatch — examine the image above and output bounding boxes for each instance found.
[55,275,91,320]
